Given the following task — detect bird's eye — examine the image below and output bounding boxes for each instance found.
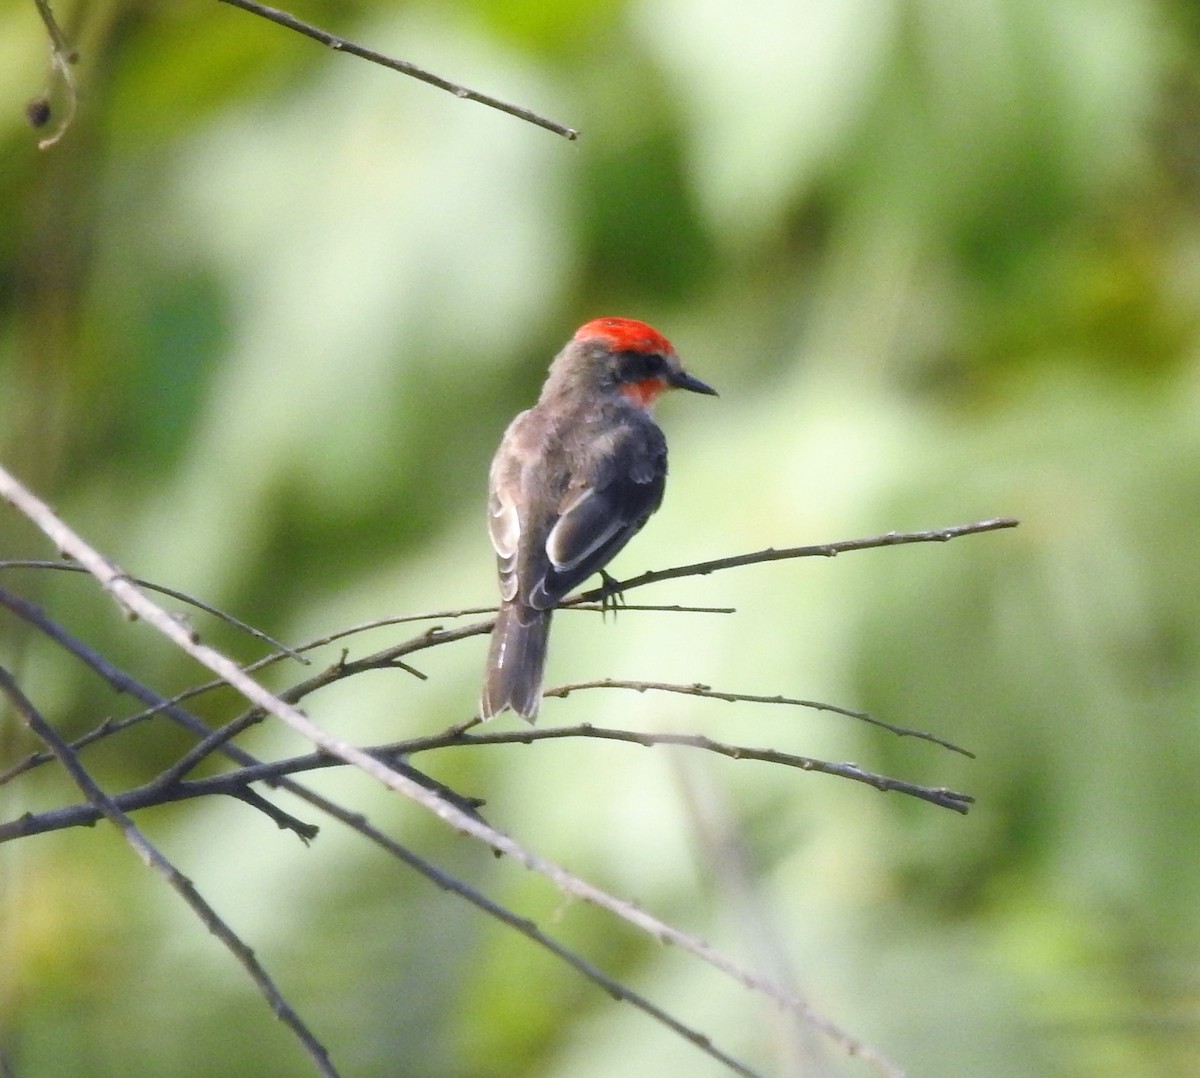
[616,350,665,382]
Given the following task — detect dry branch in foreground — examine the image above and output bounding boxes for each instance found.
[1,461,1015,1077]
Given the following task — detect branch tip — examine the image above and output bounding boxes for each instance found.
[218,0,578,140]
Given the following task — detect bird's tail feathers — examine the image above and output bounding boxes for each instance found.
[481,603,550,722]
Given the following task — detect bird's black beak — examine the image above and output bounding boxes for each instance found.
[668,369,718,396]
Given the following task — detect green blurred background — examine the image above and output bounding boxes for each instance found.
[3,1,1200,1075]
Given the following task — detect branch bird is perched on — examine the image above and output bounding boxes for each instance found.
[481,317,717,721]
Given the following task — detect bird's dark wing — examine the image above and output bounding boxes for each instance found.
[530,425,667,608]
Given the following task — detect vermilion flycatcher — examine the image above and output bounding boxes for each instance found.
[481,317,717,720]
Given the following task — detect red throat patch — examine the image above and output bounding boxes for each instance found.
[619,377,668,409]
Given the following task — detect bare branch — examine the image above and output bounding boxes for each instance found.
[0,665,340,1078]
[1,751,482,843]
[398,725,973,814]
[279,601,732,650]
[572,603,736,615]
[30,0,73,58]
[545,678,974,757]
[217,0,579,140]
[573,518,1020,603]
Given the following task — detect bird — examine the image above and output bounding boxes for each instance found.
[480,317,717,721]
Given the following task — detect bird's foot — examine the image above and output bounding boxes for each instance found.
[599,570,627,620]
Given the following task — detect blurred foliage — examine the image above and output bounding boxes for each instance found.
[3,0,1200,1076]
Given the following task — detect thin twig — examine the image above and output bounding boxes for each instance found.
[545,678,973,757]
[400,725,973,814]
[145,651,406,787]
[0,740,893,1074]
[572,603,736,615]
[573,518,1020,604]
[0,559,306,662]
[276,600,731,649]
[30,0,73,57]
[217,0,579,140]
[0,665,340,1078]
[1,752,486,843]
